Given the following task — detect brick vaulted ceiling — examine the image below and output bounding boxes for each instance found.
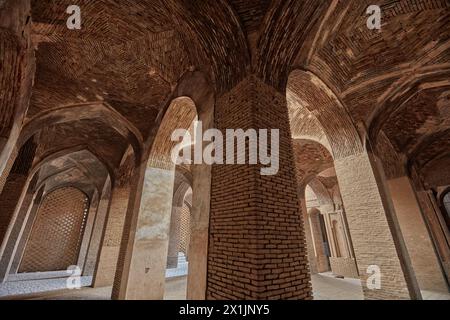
[26,0,450,187]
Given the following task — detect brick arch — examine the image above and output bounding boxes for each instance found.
[30,146,113,187]
[147,96,197,166]
[288,69,363,160]
[367,69,450,145]
[112,71,215,300]
[308,207,321,217]
[19,187,90,273]
[163,1,249,94]
[308,178,333,207]
[17,102,143,164]
[292,138,334,192]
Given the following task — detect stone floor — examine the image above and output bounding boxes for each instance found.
[312,273,364,300]
[0,275,93,298]
[2,273,449,300]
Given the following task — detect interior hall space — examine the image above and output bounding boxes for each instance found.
[0,0,450,300]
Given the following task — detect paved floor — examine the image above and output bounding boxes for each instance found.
[311,273,363,300]
[0,276,93,298]
[3,273,449,300]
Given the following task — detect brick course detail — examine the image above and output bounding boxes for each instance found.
[207,76,312,300]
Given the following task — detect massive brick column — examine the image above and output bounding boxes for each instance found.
[0,0,35,188]
[112,159,174,300]
[92,185,131,288]
[207,76,312,300]
[334,152,422,299]
[186,112,213,300]
[77,193,99,271]
[83,184,112,277]
[415,189,450,288]
[299,194,318,275]
[387,176,448,292]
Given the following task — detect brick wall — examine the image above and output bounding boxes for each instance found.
[388,177,449,292]
[329,257,359,278]
[415,190,450,287]
[83,195,110,276]
[334,152,420,299]
[207,76,312,300]
[93,186,130,287]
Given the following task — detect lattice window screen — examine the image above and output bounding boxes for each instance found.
[179,202,191,256]
[19,187,90,273]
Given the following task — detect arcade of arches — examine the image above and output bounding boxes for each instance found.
[0,0,450,300]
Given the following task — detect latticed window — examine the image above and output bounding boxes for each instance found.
[19,187,90,273]
[179,202,191,258]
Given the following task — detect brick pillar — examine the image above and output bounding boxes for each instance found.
[83,186,112,277]
[416,190,450,283]
[300,195,318,275]
[388,176,449,292]
[186,108,214,300]
[207,76,312,300]
[309,210,330,273]
[167,206,182,269]
[92,185,130,288]
[334,152,422,299]
[0,0,35,186]
[77,193,99,271]
[112,160,174,300]
[322,213,337,258]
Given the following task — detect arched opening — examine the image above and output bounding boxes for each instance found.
[288,66,448,298]
[301,165,361,299]
[307,207,330,273]
[0,144,113,297]
[19,187,90,274]
[111,94,210,300]
[287,69,382,299]
[165,183,193,300]
[2,0,450,302]
[318,213,331,261]
[368,81,450,293]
